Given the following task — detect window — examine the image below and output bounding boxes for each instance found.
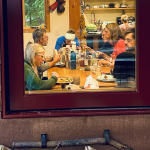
[22,0,50,33]
[1,0,150,118]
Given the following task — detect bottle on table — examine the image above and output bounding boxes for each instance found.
[71,41,76,52]
[91,54,98,74]
[70,50,76,70]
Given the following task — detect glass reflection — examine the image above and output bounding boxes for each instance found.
[24,0,136,93]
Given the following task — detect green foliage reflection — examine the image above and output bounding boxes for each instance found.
[25,0,45,26]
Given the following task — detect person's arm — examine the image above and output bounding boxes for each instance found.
[38,63,51,72]
[98,52,110,59]
[55,36,65,51]
[83,45,95,54]
[39,54,61,73]
[75,37,80,47]
[98,57,114,67]
[45,56,53,62]
[97,42,113,57]
[24,64,58,90]
[48,53,61,67]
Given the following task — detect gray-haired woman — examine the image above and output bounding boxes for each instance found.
[24,43,58,90]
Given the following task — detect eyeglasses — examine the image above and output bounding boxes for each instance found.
[41,36,49,39]
[125,38,133,43]
[36,54,45,60]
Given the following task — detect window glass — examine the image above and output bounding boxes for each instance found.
[24,0,136,94]
[24,0,45,26]
[22,0,50,33]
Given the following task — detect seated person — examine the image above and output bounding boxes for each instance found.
[99,23,125,58]
[84,23,125,62]
[119,14,133,36]
[113,28,136,88]
[98,29,113,57]
[98,27,135,67]
[55,29,81,53]
[32,29,61,78]
[83,29,113,59]
[113,52,135,88]
[24,43,59,91]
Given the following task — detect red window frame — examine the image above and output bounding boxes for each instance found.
[1,0,150,118]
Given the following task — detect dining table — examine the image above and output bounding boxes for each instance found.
[26,61,137,96]
[48,65,117,88]
[25,65,135,94]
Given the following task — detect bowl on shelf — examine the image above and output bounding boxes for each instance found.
[109,3,115,8]
[115,3,120,8]
[120,3,128,8]
[104,4,109,8]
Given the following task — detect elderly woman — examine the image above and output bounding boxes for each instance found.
[119,14,132,35]
[24,43,58,90]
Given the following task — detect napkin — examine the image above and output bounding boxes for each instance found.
[65,84,81,92]
[84,75,99,89]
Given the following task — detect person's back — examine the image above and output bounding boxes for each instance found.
[113,51,135,88]
[119,24,132,35]
[119,14,132,35]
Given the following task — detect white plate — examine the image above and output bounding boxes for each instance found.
[97,74,116,82]
[54,62,65,66]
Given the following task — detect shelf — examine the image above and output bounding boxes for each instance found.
[83,7,135,11]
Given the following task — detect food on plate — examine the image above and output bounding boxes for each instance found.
[57,77,73,83]
[96,74,116,82]
[104,74,108,79]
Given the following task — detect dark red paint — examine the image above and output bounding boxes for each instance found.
[1,0,150,118]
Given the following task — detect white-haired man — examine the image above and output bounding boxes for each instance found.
[32,28,61,79]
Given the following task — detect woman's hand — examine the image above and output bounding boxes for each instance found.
[98,59,109,66]
[45,56,52,62]
[51,72,59,78]
[53,54,61,63]
[83,45,95,54]
[110,54,116,60]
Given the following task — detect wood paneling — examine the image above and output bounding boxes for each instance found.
[69,0,81,40]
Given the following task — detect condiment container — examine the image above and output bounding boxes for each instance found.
[65,60,70,69]
[80,53,85,67]
[70,50,76,70]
